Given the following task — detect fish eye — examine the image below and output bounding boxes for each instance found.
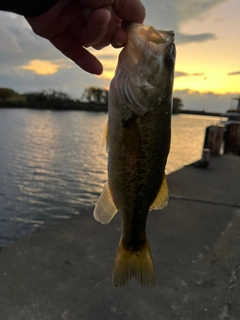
[164,46,175,71]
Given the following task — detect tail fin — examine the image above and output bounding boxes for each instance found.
[112,239,156,287]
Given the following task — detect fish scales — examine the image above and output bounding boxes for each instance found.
[94,23,175,287]
[109,87,171,239]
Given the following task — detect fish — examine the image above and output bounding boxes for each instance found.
[94,23,176,287]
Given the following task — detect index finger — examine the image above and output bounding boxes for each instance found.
[113,0,145,23]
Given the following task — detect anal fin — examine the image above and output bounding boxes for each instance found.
[93,182,118,224]
[150,173,169,210]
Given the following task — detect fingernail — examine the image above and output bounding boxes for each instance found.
[114,41,125,48]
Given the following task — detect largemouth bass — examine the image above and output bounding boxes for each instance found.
[94,24,176,287]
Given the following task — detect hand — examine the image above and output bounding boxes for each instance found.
[26,0,145,75]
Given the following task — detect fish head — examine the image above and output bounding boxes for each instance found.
[112,24,176,115]
[125,24,175,85]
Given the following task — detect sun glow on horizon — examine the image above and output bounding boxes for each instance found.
[174,66,240,94]
[174,0,240,94]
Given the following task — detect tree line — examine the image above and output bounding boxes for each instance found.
[0,87,108,104]
[0,87,183,113]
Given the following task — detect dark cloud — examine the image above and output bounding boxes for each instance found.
[145,0,228,35]
[96,54,118,61]
[0,13,65,67]
[228,71,240,76]
[103,66,115,72]
[175,71,205,77]
[176,32,216,44]
[174,0,227,23]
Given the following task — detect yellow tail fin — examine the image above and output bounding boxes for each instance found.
[112,239,156,287]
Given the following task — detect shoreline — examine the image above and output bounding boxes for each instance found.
[0,102,222,117]
[0,101,108,112]
[179,109,222,117]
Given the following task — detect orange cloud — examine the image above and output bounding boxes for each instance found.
[20,60,68,75]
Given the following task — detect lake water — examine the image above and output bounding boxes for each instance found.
[0,109,220,247]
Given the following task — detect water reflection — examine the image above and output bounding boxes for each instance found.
[0,109,108,246]
[167,114,219,174]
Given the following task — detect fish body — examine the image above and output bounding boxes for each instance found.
[94,24,176,287]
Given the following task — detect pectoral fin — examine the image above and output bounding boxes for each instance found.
[93,182,118,224]
[101,121,110,152]
[150,174,169,210]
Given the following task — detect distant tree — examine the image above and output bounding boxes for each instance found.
[172,98,183,114]
[82,87,108,104]
[25,89,72,103]
[0,88,22,101]
[25,91,47,103]
[43,89,72,101]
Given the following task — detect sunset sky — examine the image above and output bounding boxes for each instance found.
[0,0,239,112]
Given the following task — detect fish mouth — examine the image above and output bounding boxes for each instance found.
[140,27,174,45]
[157,30,175,44]
[127,23,174,46]
[122,24,175,65]
[122,24,175,74]
[114,23,176,100]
